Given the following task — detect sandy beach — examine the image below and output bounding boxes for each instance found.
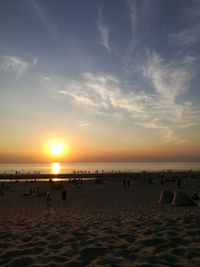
[0,174,200,267]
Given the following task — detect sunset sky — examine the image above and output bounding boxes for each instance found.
[0,0,200,163]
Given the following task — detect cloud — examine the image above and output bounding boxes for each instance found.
[59,49,200,143]
[169,1,200,47]
[60,72,148,117]
[0,56,34,76]
[142,50,193,101]
[29,0,48,28]
[79,121,92,129]
[29,0,56,36]
[183,1,200,19]
[169,27,200,47]
[127,0,137,39]
[33,58,39,65]
[125,0,138,68]
[140,50,200,141]
[97,7,110,52]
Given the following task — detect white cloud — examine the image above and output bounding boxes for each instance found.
[60,72,148,117]
[59,50,200,143]
[140,50,200,141]
[97,8,110,52]
[142,50,192,102]
[1,56,31,76]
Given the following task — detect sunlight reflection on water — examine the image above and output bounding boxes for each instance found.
[52,162,60,174]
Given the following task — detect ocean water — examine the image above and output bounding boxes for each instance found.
[0,162,199,174]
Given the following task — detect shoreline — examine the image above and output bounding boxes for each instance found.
[0,170,200,181]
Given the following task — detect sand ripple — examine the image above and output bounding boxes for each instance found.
[0,180,200,266]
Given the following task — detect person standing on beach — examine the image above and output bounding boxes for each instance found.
[123,179,126,188]
[161,177,164,187]
[62,189,67,200]
[177,178,182,189]
[46,192,51,202]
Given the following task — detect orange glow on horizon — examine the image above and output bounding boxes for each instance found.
[0,136,199,163]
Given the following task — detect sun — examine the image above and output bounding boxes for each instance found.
[49,143,64,156]
[44,138,70,159]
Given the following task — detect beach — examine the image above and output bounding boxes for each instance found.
[0,174,200,267]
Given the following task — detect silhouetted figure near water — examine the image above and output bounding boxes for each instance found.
[62,190,67,200]
[123,179,126,188]
[177,178,182,189]
[161,177,164,187]
[46,192,51,202]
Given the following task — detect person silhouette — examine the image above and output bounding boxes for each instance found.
[62,190,67,200]
[123,179,126,188]
[46,192,51,202]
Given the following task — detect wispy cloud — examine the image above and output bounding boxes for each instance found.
[30,0,48,28]
[59,50,200,143]
[1,56,37,76]
[169,1,200,47]
[125,0,138,69]
[127,0,137,43]
[60,72,148,117]
[140,50,199,141]
[97,7,110,52]
[142,50,193,101]
[170,27,200,47]
[44,76,51,81]
[79,121,92,129]
[29,0,56,36]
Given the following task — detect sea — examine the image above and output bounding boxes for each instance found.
[0,162,199,175]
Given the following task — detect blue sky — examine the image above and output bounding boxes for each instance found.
[0,0,200,162]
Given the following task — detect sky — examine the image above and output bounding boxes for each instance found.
[0,0,200,163]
